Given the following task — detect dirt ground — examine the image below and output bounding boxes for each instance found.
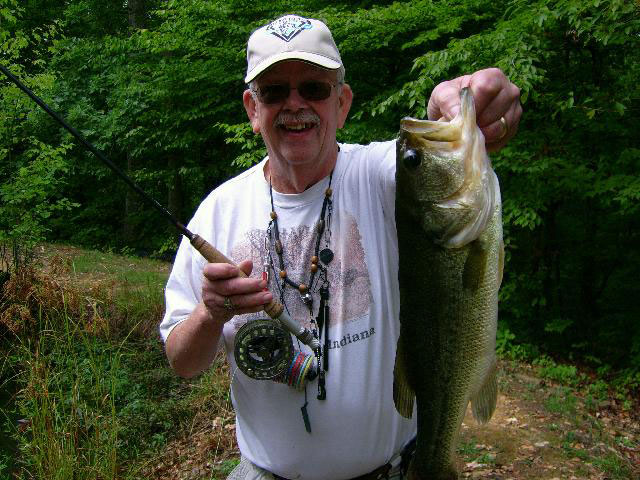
[144,360,639,480]
[457,362,639,479]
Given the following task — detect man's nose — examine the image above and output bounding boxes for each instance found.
[282,86,308,109]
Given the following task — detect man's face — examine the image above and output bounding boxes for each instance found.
[243,61,352,173]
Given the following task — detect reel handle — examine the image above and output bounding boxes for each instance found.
[190,234,284,319]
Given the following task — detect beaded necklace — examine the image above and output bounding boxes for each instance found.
[266,171,334,406]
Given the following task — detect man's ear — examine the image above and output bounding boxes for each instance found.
[337,83,353,129]
[243,89,261,134]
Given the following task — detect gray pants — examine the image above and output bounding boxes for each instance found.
[226,456,405,480]
[226,457,275,480]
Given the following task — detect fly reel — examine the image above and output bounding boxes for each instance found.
[234,319,295,380]
[234,319,318,390]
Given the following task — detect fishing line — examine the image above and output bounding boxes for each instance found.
[0,64,191,240]
[0,64,320,353]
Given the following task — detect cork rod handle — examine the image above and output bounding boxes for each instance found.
[190,234,284,319]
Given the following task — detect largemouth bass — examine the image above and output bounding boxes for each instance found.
[394,88,504,480]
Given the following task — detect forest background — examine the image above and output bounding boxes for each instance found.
[0,0,639,477]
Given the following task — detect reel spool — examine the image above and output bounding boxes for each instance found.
[234,319,295,379]
[234,319,317,389]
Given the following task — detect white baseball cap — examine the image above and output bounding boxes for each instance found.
[244,15,344,83]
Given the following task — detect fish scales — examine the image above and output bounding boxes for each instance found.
[394,88,503,480]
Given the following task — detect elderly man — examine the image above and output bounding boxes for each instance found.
[160,14,521,480]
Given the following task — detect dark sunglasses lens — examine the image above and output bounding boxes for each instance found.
[259,84,289,104]
[256,82,333,103]
[299,81,333,101]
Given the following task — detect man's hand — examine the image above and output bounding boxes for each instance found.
[166,259,272,378]
[427,68,522,152]
[202,260,273,320]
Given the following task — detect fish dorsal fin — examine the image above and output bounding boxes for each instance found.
[393,337,415,418]
[470,359,498,424]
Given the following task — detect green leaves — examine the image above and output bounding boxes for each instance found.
[216,122,266,168]
[367,0,640,369]
[0,138,78,244]
[1,0,639,369]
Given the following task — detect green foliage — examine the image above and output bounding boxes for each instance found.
[562,431,633,480]
[456,438,495,464]
[591,454,634,480]
[216,122,266,168]
[545,386,578,415]
[1,0,639,373]
[216,458,241,477]
[495,324,540,361]
[0,139,78,244]
[534,355,585,386]
[495,325,516,358]
[586,379,610,403]
[0,1,71,246]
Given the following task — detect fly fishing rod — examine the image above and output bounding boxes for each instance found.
[0,64,319,352]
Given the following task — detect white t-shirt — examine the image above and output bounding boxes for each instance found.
[160,140,417,480]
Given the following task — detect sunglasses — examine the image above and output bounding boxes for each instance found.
[253,81,340,104]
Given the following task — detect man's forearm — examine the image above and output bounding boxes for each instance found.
[165,302,226,378]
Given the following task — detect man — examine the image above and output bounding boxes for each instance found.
[160,14,521,480]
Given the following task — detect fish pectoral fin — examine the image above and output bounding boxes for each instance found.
[471,359,498,424]
[497,238,505,287]
[393,337,415,418]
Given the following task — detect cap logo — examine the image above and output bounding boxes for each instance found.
[266,15,312,42]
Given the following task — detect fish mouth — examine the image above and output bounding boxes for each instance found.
[400,117,461,142]
[400,117,438,132]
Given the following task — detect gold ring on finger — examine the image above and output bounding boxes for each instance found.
[498,116,508,141]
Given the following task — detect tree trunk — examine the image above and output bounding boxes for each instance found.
[128,0,146,29]
[167,155,183,217]
[123,0,146,244]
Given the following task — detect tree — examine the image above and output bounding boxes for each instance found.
[1,0,638,369]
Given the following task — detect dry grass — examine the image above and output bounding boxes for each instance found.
[0,244,167,340]
[1,243,239,480]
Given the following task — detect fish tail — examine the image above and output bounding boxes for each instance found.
[470,359,498,424]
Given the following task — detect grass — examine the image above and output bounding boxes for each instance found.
[5,315,120,479]
[540,384,635,480]
[544,386,578,416]
[560,430,633,480]
[592,453,634,480]
[0,244,216,479]
[456,438,497,466]
[212,458,240,478]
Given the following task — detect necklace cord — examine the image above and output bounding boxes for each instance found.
[268,172,334,295]
[267,172,334,401]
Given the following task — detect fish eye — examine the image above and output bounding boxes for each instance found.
[403,149,421,170]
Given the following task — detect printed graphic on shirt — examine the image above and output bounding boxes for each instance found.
[230,212,372,332]
[326,327,376,350]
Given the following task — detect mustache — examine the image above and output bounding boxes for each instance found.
[274,110,320,127]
